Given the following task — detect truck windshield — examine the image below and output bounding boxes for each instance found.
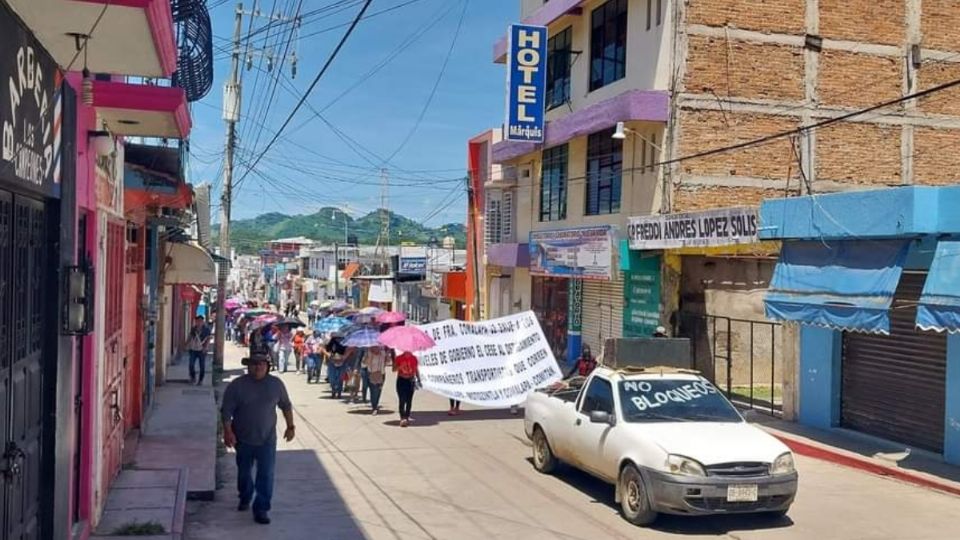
[618,379,742,423]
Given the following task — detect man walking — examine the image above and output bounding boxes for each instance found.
[186,316,212,385]
[221,354,295,525]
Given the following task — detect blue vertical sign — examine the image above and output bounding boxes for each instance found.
[505,24,548,143]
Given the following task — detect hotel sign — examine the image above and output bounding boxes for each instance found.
[505,24,547,143]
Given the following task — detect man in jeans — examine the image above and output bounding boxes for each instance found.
[221,354,295,525]
[186,316,211,385]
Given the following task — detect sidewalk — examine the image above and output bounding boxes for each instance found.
[748,411,960,497]
[93,352,218,539]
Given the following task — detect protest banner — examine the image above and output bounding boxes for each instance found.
[415,311,563,407]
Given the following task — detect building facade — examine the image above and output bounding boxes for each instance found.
[486,0,960,462]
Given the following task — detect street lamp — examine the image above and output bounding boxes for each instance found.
[612,121,666,213]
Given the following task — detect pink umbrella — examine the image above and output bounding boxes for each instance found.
[378,326,435,352]
[225,298,243,310]
[376,311,406,324]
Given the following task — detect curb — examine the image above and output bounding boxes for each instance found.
[765,429,960,498]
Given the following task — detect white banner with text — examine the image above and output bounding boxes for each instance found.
[416,311,563,408]
[628,207,759,250]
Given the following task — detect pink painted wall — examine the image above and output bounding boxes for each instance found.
[65,71,99,540]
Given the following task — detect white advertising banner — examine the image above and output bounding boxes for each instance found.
[627,207,759,250]
[416,311,564,407]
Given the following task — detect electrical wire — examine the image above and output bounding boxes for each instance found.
[233,0,375,190]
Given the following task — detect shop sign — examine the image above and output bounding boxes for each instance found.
[529,226,614,280]
[0,5,62,198]
[628,207,759,250]
[623,255,661,337]
[504,24,547,142]
[567,279,583,332]
[399,256,427,275]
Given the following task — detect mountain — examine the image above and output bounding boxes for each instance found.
[215,207,466,254]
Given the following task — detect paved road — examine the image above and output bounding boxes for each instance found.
[186,343,960,539]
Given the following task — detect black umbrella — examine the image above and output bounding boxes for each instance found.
[273,316,305,329]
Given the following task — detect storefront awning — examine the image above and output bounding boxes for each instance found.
[917,240,960,333]
[165,242,216,286]
[765,240,910,334]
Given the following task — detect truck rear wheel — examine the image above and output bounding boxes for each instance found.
[532,427,557,474]
[619,464,657,526]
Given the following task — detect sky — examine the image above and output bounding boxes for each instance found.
[190,0,517,225]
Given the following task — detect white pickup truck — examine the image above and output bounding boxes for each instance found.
[524,366,798,526]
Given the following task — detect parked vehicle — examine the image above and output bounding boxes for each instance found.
[524,365,798,526]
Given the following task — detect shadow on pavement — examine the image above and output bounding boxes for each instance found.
[187,448,368,539]
[346,408,396,415]
[524,458,794,536]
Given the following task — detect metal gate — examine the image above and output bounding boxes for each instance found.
[582,278,623,356]
[0,190,47,540]
[123,224,144,431]
[842,273,946,452]
[100,220,126,500]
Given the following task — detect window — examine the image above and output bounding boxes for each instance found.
[546,27,572,110]
[586,128,623,216]
[581,377,614,414]
[540,144,568,221]
[590,0,627,91]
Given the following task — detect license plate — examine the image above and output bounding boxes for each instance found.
[726,484,758,502]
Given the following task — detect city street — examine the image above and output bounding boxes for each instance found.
[185,344,960,540]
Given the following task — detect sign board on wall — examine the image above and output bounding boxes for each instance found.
[529,226,614,280]
[628,207,759,250]
[0,3,62,198]
[504,24,547,142]
[399,256,427,275]
[623,255,661,337]
[416,311,563,407]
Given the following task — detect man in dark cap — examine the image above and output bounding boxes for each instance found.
[221,354,294,525]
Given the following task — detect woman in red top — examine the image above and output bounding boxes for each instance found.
[393,350,420,427]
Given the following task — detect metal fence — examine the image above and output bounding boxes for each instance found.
[675,312,783,416]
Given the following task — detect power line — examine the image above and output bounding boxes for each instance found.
[233,0,374,189]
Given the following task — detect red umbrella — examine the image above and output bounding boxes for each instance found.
[376,311,406,324]
[378,326,435,352]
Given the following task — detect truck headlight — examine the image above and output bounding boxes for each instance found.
[770,452,796,475]
[666,454,706,477]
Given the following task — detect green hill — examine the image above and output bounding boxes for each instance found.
[215,207,466,254]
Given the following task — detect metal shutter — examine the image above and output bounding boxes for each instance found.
[841,272,946,452]
[582,277,624,356]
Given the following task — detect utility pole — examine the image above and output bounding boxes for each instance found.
[334,242,340,300]
[466,175,482,321]
[214,2,244,378]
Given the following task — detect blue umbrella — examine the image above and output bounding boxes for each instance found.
[314,316,349,333]
[343,327,381,348]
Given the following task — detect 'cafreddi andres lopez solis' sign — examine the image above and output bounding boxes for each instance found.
[505,24,547,143]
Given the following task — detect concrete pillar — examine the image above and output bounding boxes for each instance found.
[780,323,801,422]
[945,335,960,465]
[798,326,841,429]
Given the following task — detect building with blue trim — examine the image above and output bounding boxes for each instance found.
[761,186,960,465]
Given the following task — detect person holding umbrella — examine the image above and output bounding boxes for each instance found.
[364,345,388,415]
[323,333,348,399]
[379,325,435,428]
[276,326,294,373]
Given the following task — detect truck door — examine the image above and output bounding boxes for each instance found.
[572,377,617,481]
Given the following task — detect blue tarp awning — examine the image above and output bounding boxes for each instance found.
[765,240,910,334]
[917,240,960,333]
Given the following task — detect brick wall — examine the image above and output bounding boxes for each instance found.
[917,62,960,116]
[922,0,960,52]
[914,127,960,185]
[816,123,902,184]
[817,51,902,108]
[685,36,804,101]
[686,0,805,36]
[678,110,797,180]
[818,0,905,46]
[673,185,787,212]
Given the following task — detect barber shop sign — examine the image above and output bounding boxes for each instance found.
[0,4,62,197]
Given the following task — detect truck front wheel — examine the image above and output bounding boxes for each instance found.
[619,464,657,526]
[532,427,557,474]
